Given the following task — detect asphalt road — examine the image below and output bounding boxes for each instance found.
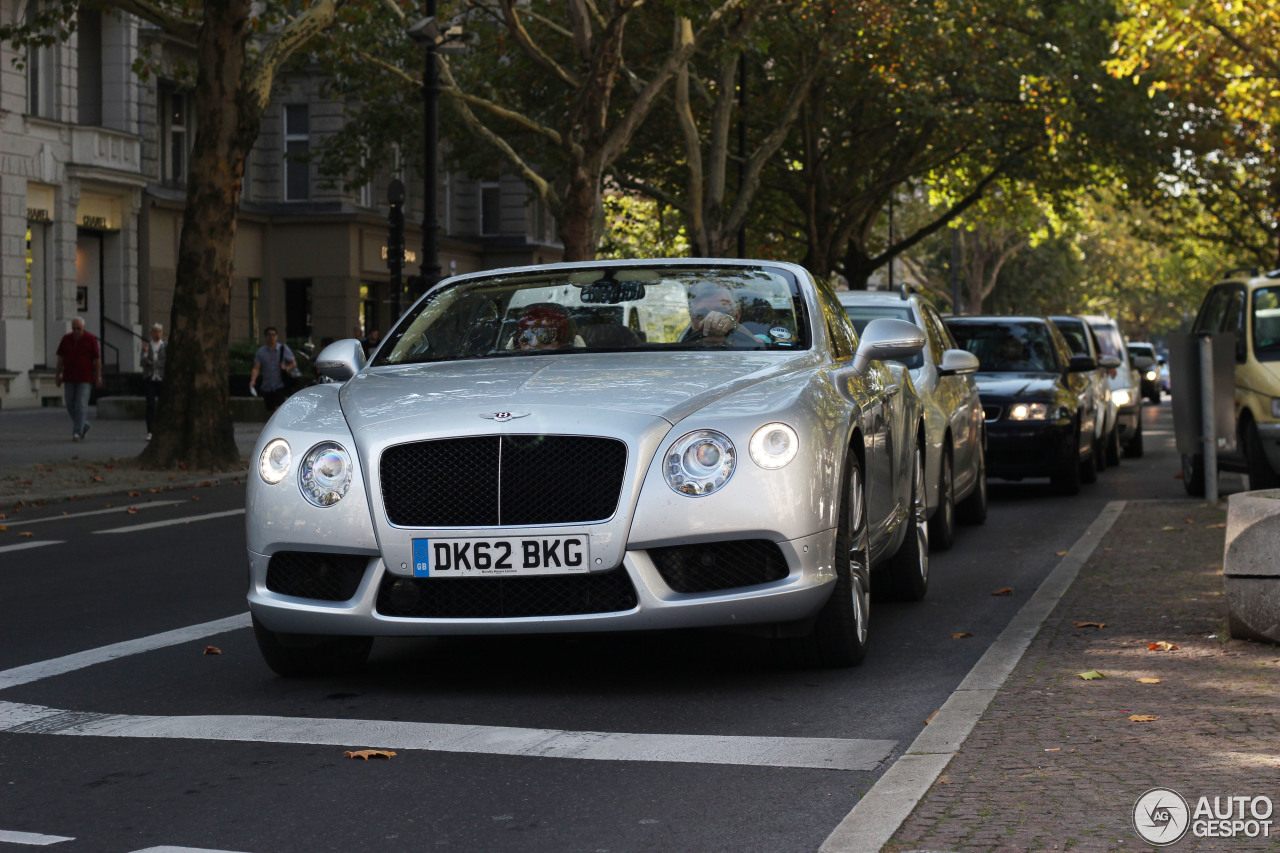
[0,401,1245,853]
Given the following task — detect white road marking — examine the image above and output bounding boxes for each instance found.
[0,699,895,771]
[0,614,251,690]
[131,847,250,852]
[0,829,74,845]
[0,541,63,554]
[94,509,244,534]
[1,501,186,528]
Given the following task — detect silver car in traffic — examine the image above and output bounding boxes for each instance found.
[246,260,928,675]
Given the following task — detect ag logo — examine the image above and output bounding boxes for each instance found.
[479,411,531,423]
[1134,787,1190,846]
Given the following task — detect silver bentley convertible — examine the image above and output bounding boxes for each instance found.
[246,259,928,675]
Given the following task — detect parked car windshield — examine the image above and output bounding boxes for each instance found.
[1053,320,1091,356]
[1253,286,1280,361]
[840,305,923,369]
[1087,321,1125,362]
[946,321,1061,373]
[373,265,810,365]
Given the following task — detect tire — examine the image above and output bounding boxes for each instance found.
[1182,451,1205,497]
[1079,425,1098,485]
[1126,418,1145,458]
[1105,424,1122,468]
[798,452,871,667]
[1051,426,1082,496]
[928,448,956,551]
[956,441,988,525]
[1245,420,1280,489]
[1149,389,1161,405]
[1093,434,1108,472]
[252,615,373,677]
[881,443,930,602]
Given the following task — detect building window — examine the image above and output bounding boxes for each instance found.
[160,86,193,186]
[25,0,56,118]
[284,104,310,201]
[480,182,501,236]
[76,7,102,126]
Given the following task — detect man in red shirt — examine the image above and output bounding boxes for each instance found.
[55,317,103,441]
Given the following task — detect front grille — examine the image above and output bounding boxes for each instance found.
[380,435,628,527]
[983,405,1003,422]
[266,551,369,601]
[375,568,638,618]
[649,540,790,593]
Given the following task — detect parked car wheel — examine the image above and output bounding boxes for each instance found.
[1052,426,1083,496]
[252,616,373,677]
[1105,425,1122,468]
[1126,419,1145,458]
[956,441,988,525]
[928,448,956,551]
[1182,451,1205,497]
[798,452,871,668]
[880,443,930,602]
[1245,420,1280,489]
[1080,428,1098,485]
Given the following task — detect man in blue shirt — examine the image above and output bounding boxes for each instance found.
[248,327,297,414]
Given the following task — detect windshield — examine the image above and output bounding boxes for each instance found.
[1253,286,1280,361]
[1087,321,1124,361]
[840,304,923,369]
[1053,320,1090,356]
[373,265,809,366]
[946,321,1060,373]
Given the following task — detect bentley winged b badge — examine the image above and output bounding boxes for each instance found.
[479,411,532,423]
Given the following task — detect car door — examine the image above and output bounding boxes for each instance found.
[922,304,979,490]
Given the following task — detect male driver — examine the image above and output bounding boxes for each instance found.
[684,282,762,346]
[248,327,297,414]
[55,317,103,441]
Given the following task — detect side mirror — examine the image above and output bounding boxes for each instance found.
[938,348,980,376]
[314,338,365,382]
[849,318,926,376]
[1067,354,1097,372]
[1099,354,1123,370]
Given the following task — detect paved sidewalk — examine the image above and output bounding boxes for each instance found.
[883,499,1279,853]
[0,406,260,503]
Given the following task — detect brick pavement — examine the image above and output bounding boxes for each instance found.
[884,499,1280,853]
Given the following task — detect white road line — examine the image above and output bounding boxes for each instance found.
[820,499,1126,853]
[0,501,187,528]
[0,699,895,771]
[0,613,251,691]
[0,541,63,554]
[0,829,74,845]
[94,509,245,534]
[131,847,250,853]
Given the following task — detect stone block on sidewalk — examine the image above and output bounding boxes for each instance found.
[1224,487,1280,643]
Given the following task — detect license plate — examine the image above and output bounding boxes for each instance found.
[412,535,589,577]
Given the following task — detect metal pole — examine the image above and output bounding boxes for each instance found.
[420,0,442,297]
[1200,333,1218,503]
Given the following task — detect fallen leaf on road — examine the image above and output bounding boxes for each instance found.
[19,531,33,538]
[1205,523,1226,529]
[0,526,6,532]
[203,646,222,655]
[345,749,396,760]
[991,587,1013,596]
[1078,670,1106,680]
[1148,641,1179,651]
[1185,518,1195,525]
[126,507,139,514]
[952,632,973,639]
[1075,622,1107,628]
[1129,715,1159,722]
[1055,550,1069,556]
[1137,678,1161,684]
[1044,748,1060,752]
[925,710,939,724]
[90,476,104,483]
[128,491,141,497]
[1161,526,1179,531]
[1174,471,1184,479]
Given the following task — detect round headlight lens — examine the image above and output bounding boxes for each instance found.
[258,439,291,484]
[749,423,799,469]
[664,430,736,496]
[298,441,353,507]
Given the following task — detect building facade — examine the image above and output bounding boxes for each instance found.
[0,5,562,409]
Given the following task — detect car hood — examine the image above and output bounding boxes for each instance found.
[973,371,1062,401]
[338,351,813,433]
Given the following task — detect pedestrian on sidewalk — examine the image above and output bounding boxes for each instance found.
[140,322,165,440]
[248,326,296,415]
[54,317,103,441]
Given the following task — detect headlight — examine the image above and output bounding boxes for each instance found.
[258,438,291,484]
[749,423,799,469]
[1272,398,1280,419]
[1145,370,1159,382]
[1008,402,1052,421]
[664,430,736,496]
[1113,389,1132,407]
[298,441,353,507]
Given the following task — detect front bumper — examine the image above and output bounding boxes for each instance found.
[247,529,837,636]
[985,420,1073,479]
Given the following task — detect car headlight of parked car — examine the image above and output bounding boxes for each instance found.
[259,438,291,485]
[664,429,736,496]
[749,422,799,469]
[1145,370,1159,382]
[1112,389,1132,407]
[1008,402,1053,421]
[298,441,353,507]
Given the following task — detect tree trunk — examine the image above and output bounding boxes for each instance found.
[141,0,259,471]
[557,166,603,261]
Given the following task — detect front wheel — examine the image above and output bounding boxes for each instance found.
[1126,418,1145,458]
[928,449,956,551]
[252,616,373,677]
[956,441,988,525]
[1051,425,1082,496]
[1105,424,1122,468]
[798,452,870,667]
[879,443,930,602]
